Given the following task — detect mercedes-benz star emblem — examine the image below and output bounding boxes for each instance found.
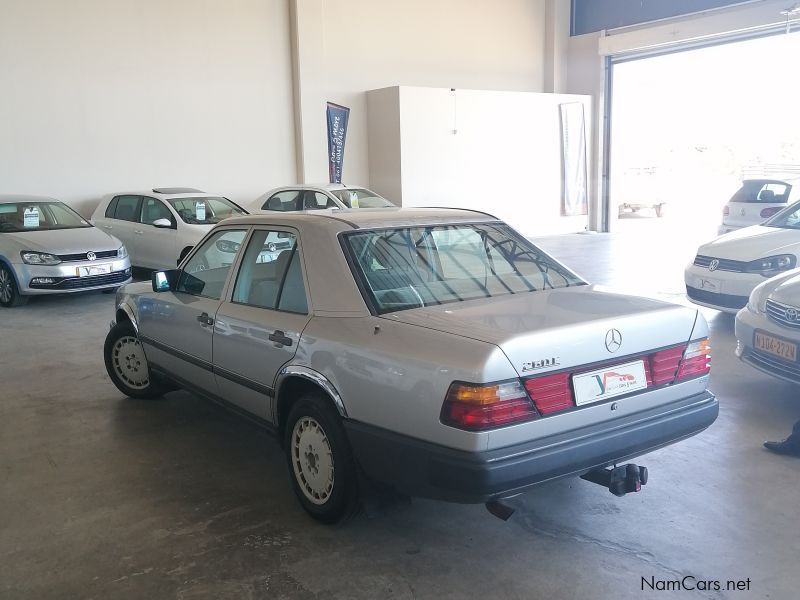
[786,308,798,322]
[708,259,719,272]
[605,328,622,353]
[86,251,97,261]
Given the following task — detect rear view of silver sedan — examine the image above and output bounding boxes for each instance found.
[0,195,131,307]
[104,208,717,523]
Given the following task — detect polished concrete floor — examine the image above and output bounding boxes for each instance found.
[2,226,798,599]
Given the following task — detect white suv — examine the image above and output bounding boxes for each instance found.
[718,178,799,235]
[91,188,248,268]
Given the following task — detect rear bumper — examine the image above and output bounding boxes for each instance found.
[345,390,718,503]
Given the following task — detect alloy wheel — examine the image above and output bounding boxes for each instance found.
[291,416,335,505]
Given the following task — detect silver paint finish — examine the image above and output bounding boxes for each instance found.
[137,290,220,391]
[114,209,713,456]
[214,302,310,420]
[276,365,348,419]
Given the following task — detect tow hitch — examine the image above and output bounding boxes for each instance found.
[580,464,648,497]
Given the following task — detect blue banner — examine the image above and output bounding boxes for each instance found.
[326,102,350,184]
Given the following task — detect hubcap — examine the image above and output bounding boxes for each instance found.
[112,335,150,389]
[0,268,13,303]
[291,416,334,505]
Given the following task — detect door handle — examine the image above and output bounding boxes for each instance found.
[103,225,112,229]
[196,312,214,326]
[268,330,293,347]
[134,230,144,235]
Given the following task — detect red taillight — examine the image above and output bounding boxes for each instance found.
[760,206,781,218]
[723,206,730,216]
[677,338,711,380]
[649,346,684,385]
[441,340,711,431]
[441,381,537,431]
[523,372,572,414]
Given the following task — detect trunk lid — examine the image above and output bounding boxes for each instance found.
[382,285,698,377]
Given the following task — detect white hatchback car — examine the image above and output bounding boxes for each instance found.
[736,267,800,383]
[718,178,799,235]
[249,184,395,213]
[686,199,800,313]
[91,188,248,269]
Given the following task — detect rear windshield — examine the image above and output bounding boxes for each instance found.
[329,188,394,208]
[0,201,91,233]
[729,180,791,204]
[167,196,246,224]
[343,223,586,314]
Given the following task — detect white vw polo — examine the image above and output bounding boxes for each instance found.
[685,200,800,313]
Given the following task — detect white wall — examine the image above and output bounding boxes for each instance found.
[0,0,296,216]
[293,0,548,186]
[371,86,591,236]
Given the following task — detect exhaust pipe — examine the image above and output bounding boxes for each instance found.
[580,464,648,497]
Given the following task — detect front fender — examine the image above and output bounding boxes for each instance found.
[115,300,139,333]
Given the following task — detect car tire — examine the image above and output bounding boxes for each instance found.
[284,393,359,524]
[0,264,28,308]
[104,321,166,399]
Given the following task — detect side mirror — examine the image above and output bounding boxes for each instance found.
[151,269,179,292]
[153,218,172,228]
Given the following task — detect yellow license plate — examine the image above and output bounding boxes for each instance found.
[755,331,797,361]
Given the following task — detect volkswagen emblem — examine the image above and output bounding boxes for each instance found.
[708,259,719,272]
[605,328,622,353]
[86,251,97,261]
[787,308,798,322]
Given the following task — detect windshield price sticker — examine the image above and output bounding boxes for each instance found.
[23,207,40,228]
[573,360,648,406]
[350,192,359,208]
[196,202,206,221]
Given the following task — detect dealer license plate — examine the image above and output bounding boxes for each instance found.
[573,360,648,406]
[694,276,720,293]
[754,331,797,362]
[76,263,112,277]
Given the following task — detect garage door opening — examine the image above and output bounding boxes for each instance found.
[609,30,800,247]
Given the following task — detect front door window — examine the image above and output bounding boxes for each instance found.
[177,229,247,300]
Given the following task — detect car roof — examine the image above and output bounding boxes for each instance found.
[0,194,59,203]
[742,177,800,185]
[221,207,499,231]
[105,189,224,200]
[263,183,372,194]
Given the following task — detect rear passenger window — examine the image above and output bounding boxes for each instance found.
[113,195,142,222]
[105,197,119,218]
[232,229,307,313]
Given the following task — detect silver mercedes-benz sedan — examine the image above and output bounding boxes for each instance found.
[0,195,131,307]
[104,208,717,523]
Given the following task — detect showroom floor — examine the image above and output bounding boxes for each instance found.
[2,228,798,599]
